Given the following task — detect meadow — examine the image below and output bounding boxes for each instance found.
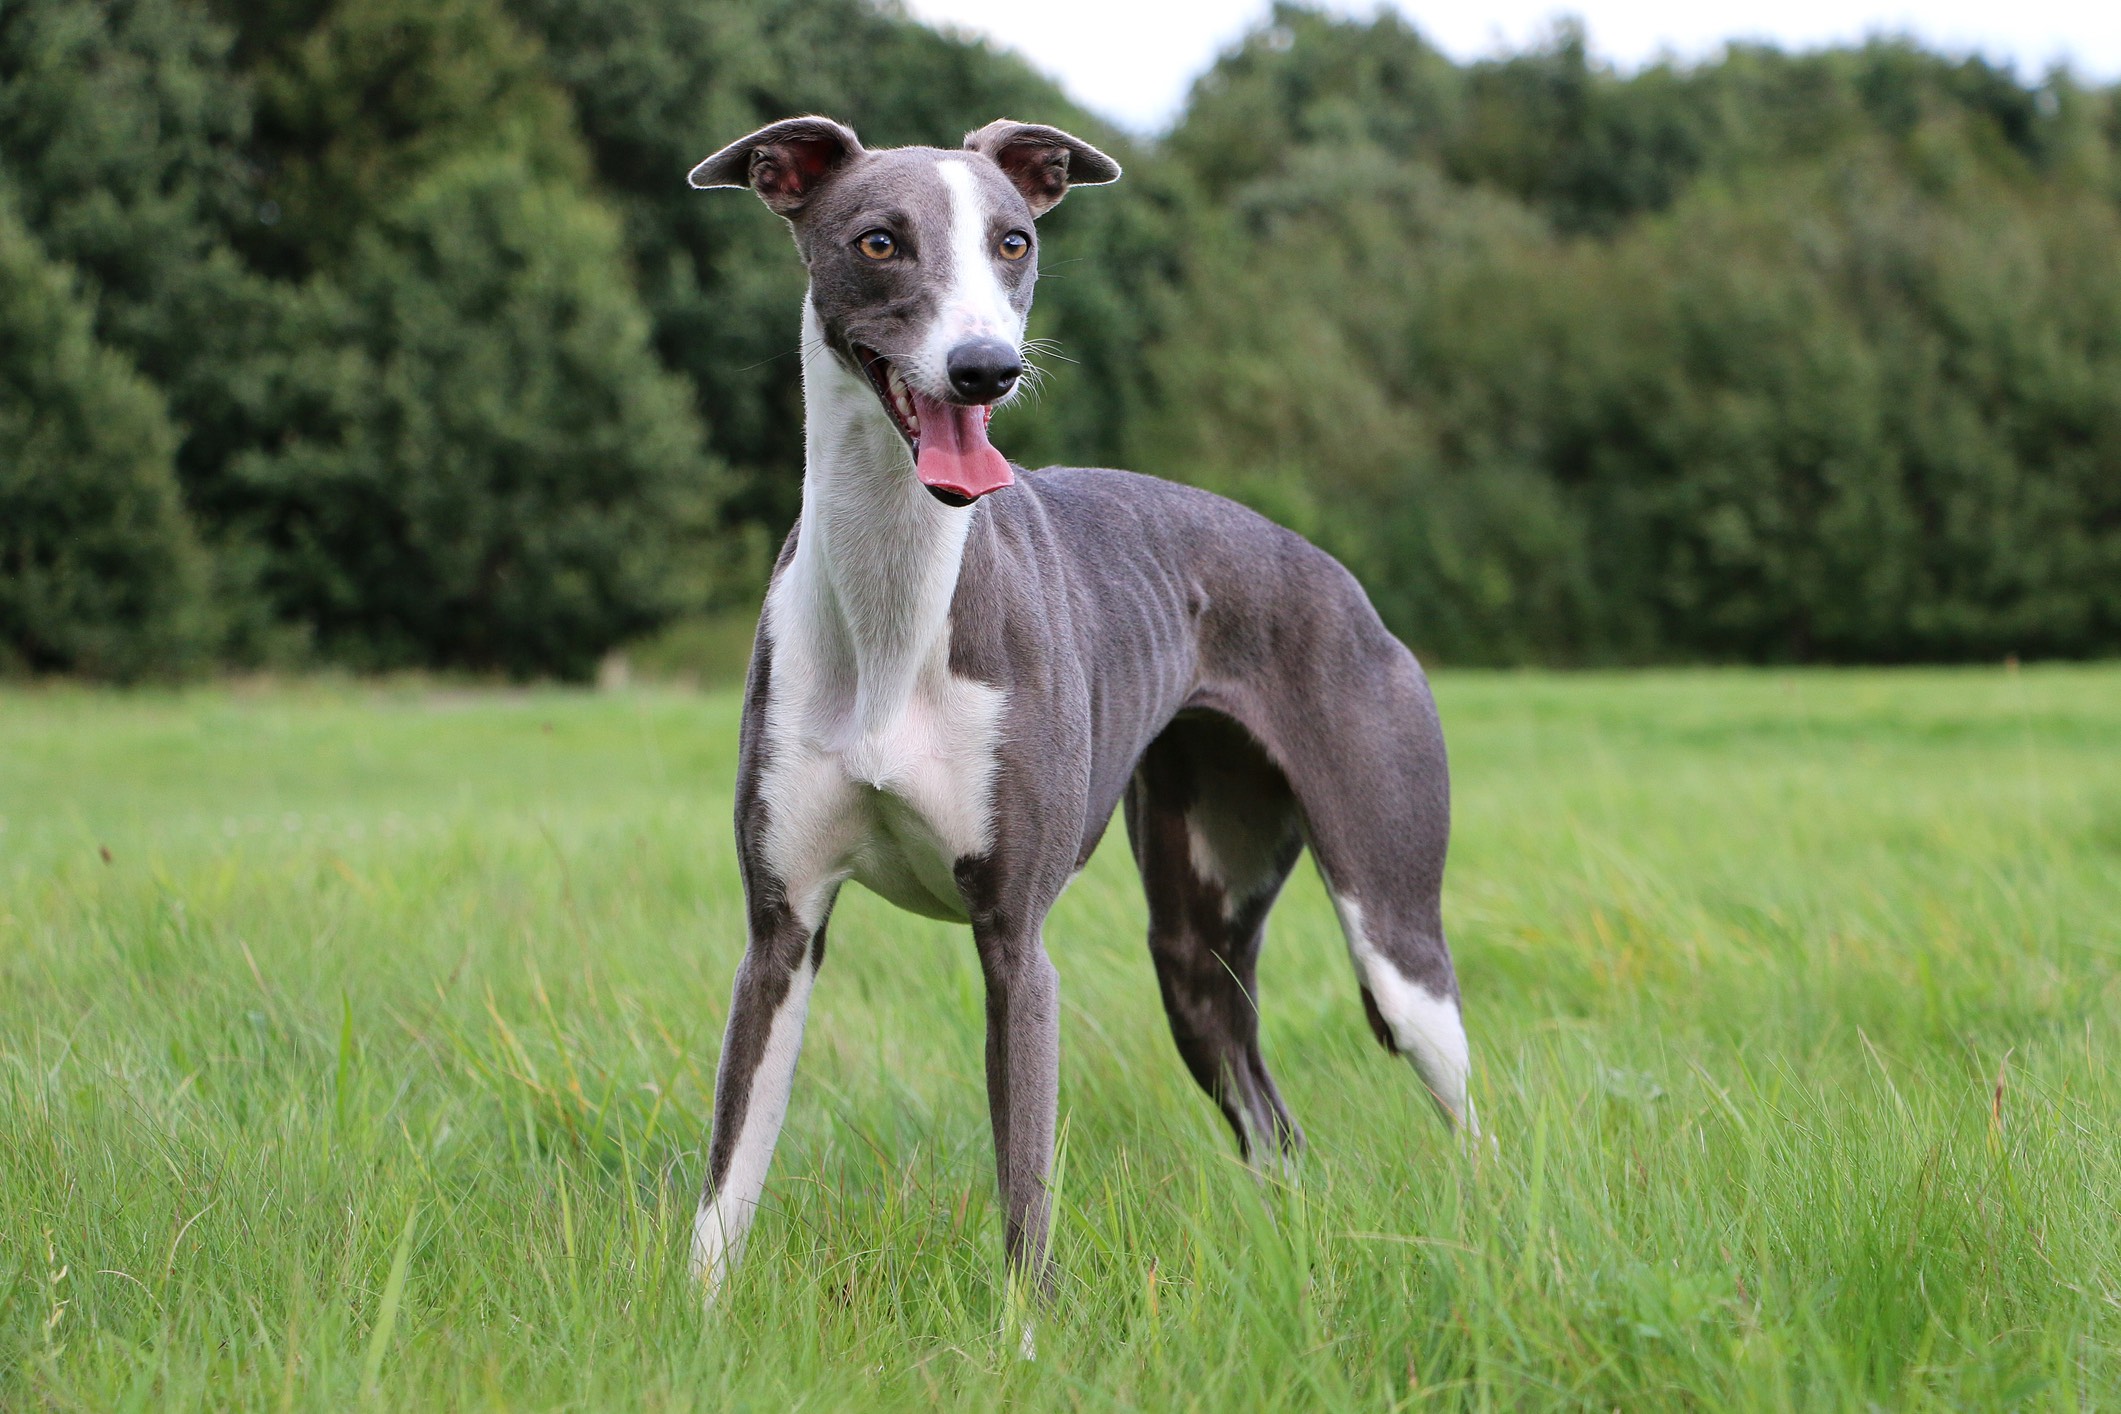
[1,666,2117,1410]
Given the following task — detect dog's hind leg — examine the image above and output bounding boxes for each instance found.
[1321,882,1475,1135]
[1270,651,1476,1136]
[1125,711,1306,1164]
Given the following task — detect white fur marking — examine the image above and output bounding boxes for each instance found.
[1329,893,1475,1132]
[751,300,1007,925]
[699,286,1011,1297]
[915,160,1023,386]
[693,955,817,1298]
[1185,813,1253,924]
[1184,814,1224,889]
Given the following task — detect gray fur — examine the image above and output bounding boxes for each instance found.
[693,118,1468,1299]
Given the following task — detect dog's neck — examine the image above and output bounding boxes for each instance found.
[777,297,975,734]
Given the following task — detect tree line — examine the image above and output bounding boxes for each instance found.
[4,0,2117,678]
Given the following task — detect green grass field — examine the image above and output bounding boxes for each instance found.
[3,667,2118,1410]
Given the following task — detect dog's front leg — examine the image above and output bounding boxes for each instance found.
[692,888,831,1300]
[973,924,1061,1295]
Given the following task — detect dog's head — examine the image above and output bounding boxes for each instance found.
[689,117,1120,504]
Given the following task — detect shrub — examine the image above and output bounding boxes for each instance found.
[227,152,723,678]
[0,195,211,677]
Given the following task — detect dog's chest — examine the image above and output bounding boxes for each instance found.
[754,626,1005,925]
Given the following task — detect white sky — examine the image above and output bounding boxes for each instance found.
[904,0,2121,132]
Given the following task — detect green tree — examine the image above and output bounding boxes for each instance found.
[1141,8,2121,664]
[228,152,722,677]
[0,192,210,678]
[0,0,307,579]
[8,0,2116,674]
[203,0,730,675]
[233,0,585,276]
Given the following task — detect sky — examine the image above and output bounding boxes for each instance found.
[903,0,2121,133]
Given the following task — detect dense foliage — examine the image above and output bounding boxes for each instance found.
[2,0,2117,674]
[0,189,209,677]
[1143,10,2121,663]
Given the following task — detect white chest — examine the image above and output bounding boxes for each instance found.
[753,298,1012,928]
[753,624,1005,927]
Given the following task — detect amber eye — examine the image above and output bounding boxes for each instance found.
[998,230,1031,261]
[856,230,897,260]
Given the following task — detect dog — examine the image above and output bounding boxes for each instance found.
[686,116,1475,1303]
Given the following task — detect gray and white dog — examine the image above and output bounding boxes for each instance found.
[687,116,1475,1300]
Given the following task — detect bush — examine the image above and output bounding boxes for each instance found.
[5,0,2116,674]
[0,0,287,512]
[227,152,725,679]
[1136,17,2121,665]
[0,195,211,678]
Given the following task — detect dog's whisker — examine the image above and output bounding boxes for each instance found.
[740,344,811,373]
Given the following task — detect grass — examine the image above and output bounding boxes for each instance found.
[2,665,2118,1410]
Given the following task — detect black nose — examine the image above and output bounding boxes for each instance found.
[946,338,1022,403]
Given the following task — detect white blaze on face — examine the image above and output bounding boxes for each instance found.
[919,159,1023,381]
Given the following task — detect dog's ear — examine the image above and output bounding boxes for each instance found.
[689,117,863,216]
[963,120,1121,217]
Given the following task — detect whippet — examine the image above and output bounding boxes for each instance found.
[686,117,1476,1302]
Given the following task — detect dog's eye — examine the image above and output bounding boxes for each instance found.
[856,230,897,261]
[997,230,1030,261]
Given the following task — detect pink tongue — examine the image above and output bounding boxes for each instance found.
[913,393,1014,501]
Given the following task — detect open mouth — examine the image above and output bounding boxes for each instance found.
[855,349,937,454]
[854,346,1015,506]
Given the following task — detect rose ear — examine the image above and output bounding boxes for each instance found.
[688,116,863,216]
[963,119,1121,217]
